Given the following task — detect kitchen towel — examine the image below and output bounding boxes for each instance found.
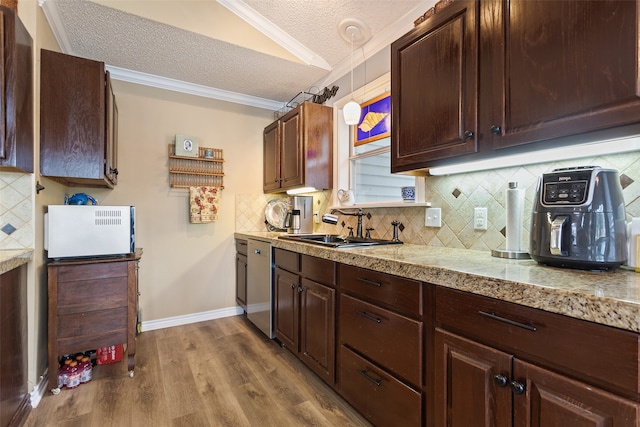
[189,186,220,223]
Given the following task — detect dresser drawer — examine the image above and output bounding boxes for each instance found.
[338,345,421,427]
[57,276,128,315]
[340,294,422,386]
[57,306,128,353]
[274,248,300,273]
[339,264,422,316]
[55,262,128,282]
[435,286,640,396]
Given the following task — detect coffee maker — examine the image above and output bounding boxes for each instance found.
[530,166,627,270]
[285,196,313,234]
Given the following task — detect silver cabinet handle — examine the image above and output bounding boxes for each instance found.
[254,249,261,254]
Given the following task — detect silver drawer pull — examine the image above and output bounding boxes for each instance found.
[478,311,537,332]
[356,310,382,323]
[358,277,382,287]
[357,369,382,387]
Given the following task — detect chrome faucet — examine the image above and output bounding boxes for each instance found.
[330,208,365,238]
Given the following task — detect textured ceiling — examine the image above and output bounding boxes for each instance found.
[40,0,428,110]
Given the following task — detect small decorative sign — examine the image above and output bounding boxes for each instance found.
[355,91,391,146]
[175,134,199,157]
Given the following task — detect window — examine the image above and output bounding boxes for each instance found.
[336,72,417,205]
[351,136,414,203]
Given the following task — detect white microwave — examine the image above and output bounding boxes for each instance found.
[44,205,135,259]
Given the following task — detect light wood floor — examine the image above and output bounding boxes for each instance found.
[24,315,371,426]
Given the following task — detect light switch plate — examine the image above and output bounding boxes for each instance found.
[425,208,442,227]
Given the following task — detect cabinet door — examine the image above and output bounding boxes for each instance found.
[105,71,118,185]
[274,267,299,351]
[235,253,247,310]
[263,120,280,191]
[391,0,478,173]
[434,329,512,427]
[487,0,640,150]
[0,264,27,427]
[0,7,33,173]
[299,278,335,384]
[513,359,640,427]
[40,49,110,187]
[280,107,303,189]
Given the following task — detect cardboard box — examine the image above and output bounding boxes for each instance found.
[96,345,123,365]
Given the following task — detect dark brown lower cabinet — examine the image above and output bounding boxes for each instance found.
[514,359,640,427]
[435,329,640,426]
[338,345,421,427]
[0,263,29,426]
[235,239,247,311]
[273,249,336,384]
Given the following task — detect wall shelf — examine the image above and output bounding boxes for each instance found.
[168,144,224,188]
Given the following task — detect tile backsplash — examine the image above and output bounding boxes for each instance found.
[236,151,640,252]
[0,172,34,249]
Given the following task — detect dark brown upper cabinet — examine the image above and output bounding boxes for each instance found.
[0,6,33,173]
[40,49,118,188]
[392,0,640,173]
[263,102,332,193]
[391,0,479,173]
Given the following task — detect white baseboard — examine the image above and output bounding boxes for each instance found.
[141,305,244,332]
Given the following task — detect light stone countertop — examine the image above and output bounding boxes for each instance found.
[235,232,640,334]
[0,249,33,275]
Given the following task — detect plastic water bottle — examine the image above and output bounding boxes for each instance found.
[66,361,81,389]
[80,356,92,383]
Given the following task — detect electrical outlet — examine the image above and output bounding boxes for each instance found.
[474,207,488,230]
[313,211,320,224]
[425,208,442,227]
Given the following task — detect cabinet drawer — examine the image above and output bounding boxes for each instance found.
[58,276,127,315]
[274,248,300,273]
[235,239,248,255]
[338,345,421,427]
[340,294,422,386]
[301,254,335,286]
[56,262,128,282]
[435,286,640,397]
[339,264,422,316]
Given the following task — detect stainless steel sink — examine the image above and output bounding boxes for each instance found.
[278,234,402,248]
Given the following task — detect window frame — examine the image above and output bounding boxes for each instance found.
[332,72,425,207]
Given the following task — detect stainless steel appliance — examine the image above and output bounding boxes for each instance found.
[247,239,273,338]
[44,205,135,259]
[530,166,627,270]
[285,195,313,234]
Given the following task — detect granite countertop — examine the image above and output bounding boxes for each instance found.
[0,249,33,275]
[235,232,640,334]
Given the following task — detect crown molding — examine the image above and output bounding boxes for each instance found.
[106,66,285,111]
[39,0,75,54]
[217,0,331,70]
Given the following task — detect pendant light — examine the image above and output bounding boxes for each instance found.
[343,25,361,125]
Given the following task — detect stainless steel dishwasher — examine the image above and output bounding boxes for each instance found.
[246,239,273,338]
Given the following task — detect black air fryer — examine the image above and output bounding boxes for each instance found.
[530,166,627,270]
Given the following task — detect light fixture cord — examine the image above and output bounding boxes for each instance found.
[350,31,354,100]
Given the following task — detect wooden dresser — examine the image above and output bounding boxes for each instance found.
[47,250,141,390]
